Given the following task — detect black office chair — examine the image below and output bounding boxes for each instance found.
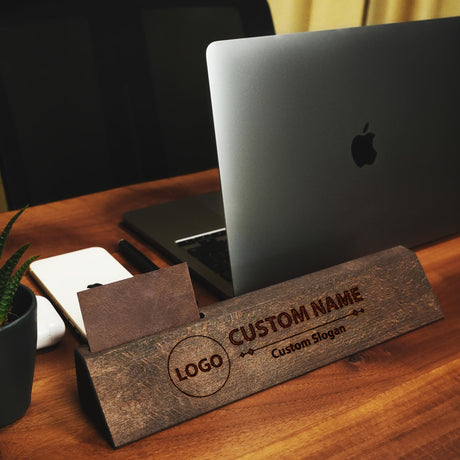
[0,0,274,209]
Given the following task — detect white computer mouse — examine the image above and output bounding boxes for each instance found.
[36,295,66,349]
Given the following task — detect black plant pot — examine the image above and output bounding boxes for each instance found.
[0,284,37,428]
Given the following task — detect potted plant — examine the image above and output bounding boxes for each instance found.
[0,206,39,427]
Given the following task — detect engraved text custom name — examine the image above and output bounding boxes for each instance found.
[228,286,364,347]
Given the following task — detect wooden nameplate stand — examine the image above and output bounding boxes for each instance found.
[75,246,443,448]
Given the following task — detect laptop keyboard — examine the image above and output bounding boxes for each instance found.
[176,229,232,282]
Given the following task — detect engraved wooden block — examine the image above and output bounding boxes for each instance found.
[74,246,443,448]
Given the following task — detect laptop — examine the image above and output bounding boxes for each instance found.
[123,16,460,298]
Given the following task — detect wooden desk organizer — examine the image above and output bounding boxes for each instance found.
[75,246,443,448]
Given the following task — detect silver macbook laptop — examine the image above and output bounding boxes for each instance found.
[123,16,460,298]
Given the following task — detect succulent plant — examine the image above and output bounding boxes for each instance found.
[0,206,39,327]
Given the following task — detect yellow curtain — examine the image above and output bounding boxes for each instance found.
[267,0,460,33]
[367,0,460,24]
[267,0,365,33]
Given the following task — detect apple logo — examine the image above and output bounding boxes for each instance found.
[351,122,377,167]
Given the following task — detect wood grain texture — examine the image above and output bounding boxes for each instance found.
[240,359,460,459]
[75,246,443,447]
[0,169,459,459]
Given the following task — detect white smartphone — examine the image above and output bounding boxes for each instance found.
[30,247,132,338]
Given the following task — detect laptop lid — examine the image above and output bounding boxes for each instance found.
[207,17,460,295]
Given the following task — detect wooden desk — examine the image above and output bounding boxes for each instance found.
[1,169,459,459]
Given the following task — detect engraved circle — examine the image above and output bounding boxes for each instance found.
[168,335,230,398]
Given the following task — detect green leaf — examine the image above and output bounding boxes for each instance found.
[0,205,29,259]
[0,204,38,326]
[0,243,31,294]
[0,254,39,326]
